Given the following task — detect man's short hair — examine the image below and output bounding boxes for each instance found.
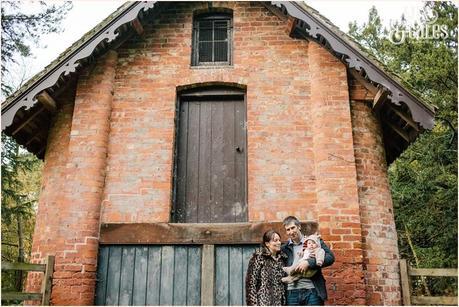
[283,216,300,227]
[282,217,319,236]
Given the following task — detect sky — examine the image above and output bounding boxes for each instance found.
[17,0,429,83]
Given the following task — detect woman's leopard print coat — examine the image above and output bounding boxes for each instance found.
[245,248,287,306]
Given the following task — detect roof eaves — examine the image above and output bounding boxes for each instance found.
[2,2,132,108]
[298,2,435,110]
[1,1,157,130]
[273,1,435,129]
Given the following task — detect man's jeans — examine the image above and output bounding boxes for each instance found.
[286,288,324,306]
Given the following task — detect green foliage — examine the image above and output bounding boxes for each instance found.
[1,134,43,293]
[349,1,457,295]
[1,0,72,96]
[2,137,38,222]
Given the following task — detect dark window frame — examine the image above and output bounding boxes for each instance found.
[192,13,233,66]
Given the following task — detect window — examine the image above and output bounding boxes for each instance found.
[192,13,232,66]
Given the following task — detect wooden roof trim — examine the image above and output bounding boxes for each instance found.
[2,0,435,136]
[386,121,412,143]
[272,1,435,129]
[12,106,46,136]
[387,104,420,131]
[1,1,156,130]
[348,68,378,95]
[373,89,388,112]
[36,91,57,113]
[130,18,144,36]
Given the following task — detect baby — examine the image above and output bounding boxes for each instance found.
[282,234,325,283]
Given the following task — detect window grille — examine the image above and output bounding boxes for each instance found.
[192,13,232,66]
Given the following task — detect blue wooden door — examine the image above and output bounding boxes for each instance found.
[95,245,202,305]
[214,245,258,305]
[95,244,258,306]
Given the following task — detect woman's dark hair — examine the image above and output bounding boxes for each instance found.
[261,229,281,251]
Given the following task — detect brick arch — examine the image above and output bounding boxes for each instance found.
[176,81,246,94]
[192,7,233,18]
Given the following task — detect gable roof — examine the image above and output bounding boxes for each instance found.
[1,1,435,161]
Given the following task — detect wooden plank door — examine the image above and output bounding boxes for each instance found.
[95,245,202,306]
[174,95,247,223]
[95,244,258,306]
[214,245,258,305]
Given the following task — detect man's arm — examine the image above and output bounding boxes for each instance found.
[306,239,334,270]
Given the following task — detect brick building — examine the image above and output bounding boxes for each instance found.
[1,1,435,305]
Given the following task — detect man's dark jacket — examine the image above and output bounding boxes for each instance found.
[281,239,335,301]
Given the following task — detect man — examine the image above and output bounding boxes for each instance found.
[281,216,335,305]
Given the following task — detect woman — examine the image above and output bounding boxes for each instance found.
[246,230,287,306]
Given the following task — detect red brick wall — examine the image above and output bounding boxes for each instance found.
[30,1,402,305]
[27,51,117,305]
[51,50,117,305]
[101,2,316,223]
[351,100,401,305]
[308,42,366,305]
[26,81,75,301]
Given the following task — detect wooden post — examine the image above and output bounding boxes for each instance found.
[372,88,388,112]
[36,91,57,112]
[348,68,379,95]
[41,255,55,305]
[399,259,412,306]
[130,18,144,35]
[201,244,215,306]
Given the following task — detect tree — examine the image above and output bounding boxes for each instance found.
[1,135,42,292]
[349,2,457,295]
[1,0,71,297]
[1,0,72,95]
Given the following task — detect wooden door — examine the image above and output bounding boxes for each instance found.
[214,245,258,305]
[95,245,202,306]
[95,244,258,306]
[174,93,247,223]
